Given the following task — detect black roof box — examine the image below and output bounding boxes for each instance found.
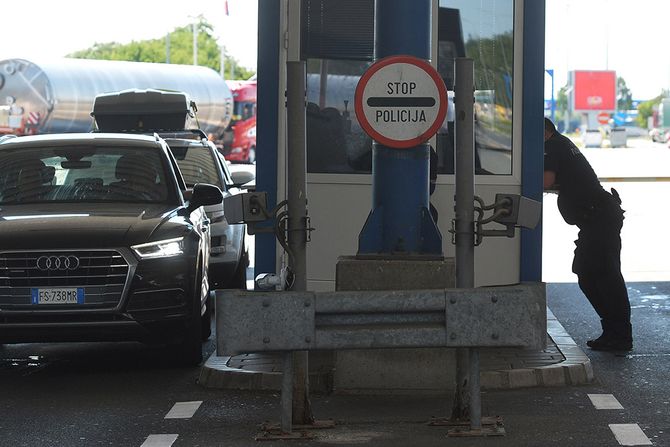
[91,88,195,133]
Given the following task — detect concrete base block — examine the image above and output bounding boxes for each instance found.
[332,256,456,392]
[336,256,455,291]
[334,348,456,393]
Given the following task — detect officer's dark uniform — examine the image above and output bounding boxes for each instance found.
[544,130,632,349]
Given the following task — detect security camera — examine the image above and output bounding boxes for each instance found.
[492,193,541,229]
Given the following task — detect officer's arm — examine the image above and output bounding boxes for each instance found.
[544,170,556,189]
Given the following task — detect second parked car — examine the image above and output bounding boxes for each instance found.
[91,89,252,290]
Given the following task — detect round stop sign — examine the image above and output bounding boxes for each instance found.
[354,55,447,149]
[597,112,610,125]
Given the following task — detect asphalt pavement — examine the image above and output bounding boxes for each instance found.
[3,280,666,446]
[1,144,668,446]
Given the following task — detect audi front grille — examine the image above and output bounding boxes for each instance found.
[0,250,130,309]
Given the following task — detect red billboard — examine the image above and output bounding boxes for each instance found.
[572,70,616,111]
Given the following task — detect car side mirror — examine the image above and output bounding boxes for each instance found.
[230,170,255,188]
[188,183,222,212]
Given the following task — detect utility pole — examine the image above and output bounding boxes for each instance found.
[165,32,170,64]
[192,23,198,66]
[224,45,232,79]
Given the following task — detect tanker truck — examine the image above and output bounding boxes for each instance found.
[0,58,233,137]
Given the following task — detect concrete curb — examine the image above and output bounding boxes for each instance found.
[199,307,594,391]
[479,308,594,389]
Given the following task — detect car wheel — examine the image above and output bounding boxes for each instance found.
[230,246,249,290]
[175,264,205,366]
[247,146,256,164]
[201,291,214,341]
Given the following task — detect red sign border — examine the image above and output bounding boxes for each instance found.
[354,55,448,149]
[597,111,610,125]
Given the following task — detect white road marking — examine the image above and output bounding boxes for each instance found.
[609,424,653,446]
[140,434,178,447]
[164,401,203,419]
[588,394,624,410]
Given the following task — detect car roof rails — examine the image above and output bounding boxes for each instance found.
[158,129,208,140]
[0,135,18,144]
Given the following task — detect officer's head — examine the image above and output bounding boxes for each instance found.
[544,117,556,142]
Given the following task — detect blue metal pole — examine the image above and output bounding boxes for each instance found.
[255,1,280,276]
[520,0,545,282]
[548,69,556,123]
[358,0,441,256]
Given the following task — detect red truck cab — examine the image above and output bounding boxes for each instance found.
[223,80,257,163]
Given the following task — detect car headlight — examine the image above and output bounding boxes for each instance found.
[132,237,184,259]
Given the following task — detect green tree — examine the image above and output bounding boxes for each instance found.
[465,31,514,110]
[553,84,569,122]
[616,76,633,111]
[636,91,666,128]
[67,18,254,80]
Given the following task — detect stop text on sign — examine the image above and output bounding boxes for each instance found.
[355,55,447,149]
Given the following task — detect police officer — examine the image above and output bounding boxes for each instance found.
[544,118,632,351]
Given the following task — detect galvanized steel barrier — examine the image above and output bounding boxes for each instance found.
[216,282,546,436]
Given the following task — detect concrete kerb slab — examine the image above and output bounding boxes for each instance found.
[199,307,594,391]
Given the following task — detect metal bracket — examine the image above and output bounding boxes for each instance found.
[429,416,505,437]
[449,195,541,246]
[256,419,335,440]
[285,216,315,242]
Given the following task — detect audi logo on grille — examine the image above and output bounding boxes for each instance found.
[36,255,80,271]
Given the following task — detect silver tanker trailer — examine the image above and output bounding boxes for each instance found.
[0,58,233,136]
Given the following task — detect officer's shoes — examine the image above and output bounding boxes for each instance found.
[586,335,633,352]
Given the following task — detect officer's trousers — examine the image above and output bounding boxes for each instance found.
[572,199,632,341]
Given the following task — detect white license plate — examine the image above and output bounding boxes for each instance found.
[31,288,84,305]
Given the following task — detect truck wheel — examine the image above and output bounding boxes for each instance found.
[247,146,256,164]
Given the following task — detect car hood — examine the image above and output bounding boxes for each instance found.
[0,203,185,250]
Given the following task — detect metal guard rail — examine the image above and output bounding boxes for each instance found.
[217,282,546,356]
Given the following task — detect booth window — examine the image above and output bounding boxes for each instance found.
[302,0,514,175]
[437,0,514,175]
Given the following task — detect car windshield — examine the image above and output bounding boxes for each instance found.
[0,145,170,204]
[170,145,221,188]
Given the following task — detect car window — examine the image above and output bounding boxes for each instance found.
[0,145,172,204]
[170,145,223,188]
[217,152,233,186]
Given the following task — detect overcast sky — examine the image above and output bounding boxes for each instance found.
[2,1,667,100]
[0,0,258,72]
[545,0,670,100]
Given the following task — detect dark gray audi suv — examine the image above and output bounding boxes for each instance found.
[0,132,222,365]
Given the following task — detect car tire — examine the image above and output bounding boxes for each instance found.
[230,246,249,290]
[201,292,213,341]
[175,264,205,366]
